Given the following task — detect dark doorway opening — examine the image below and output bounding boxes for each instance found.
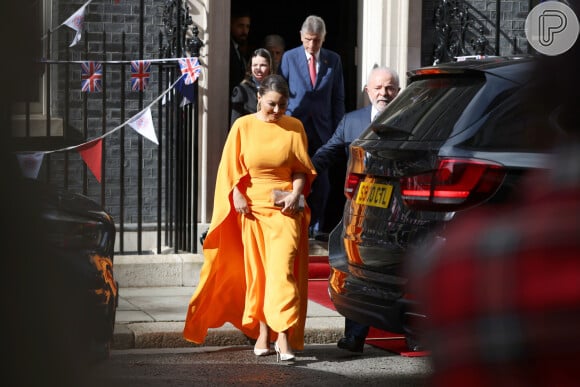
[234,0,358,111]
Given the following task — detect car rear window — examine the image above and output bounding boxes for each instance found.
[366,76,485,141]
[465,82,566,151]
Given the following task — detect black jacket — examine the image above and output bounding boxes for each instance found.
[230,80,258,127]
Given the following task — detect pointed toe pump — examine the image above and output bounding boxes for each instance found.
[253,346,271,356]
[274,342,295,362]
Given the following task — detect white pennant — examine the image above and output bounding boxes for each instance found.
[63,4,88,47]
[127,107,158,145]
[16,152,45,179]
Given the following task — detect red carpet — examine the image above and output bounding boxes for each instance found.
[308,255,331,279]
[307,256,429,357]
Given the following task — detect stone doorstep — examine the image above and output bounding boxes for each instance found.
[114,240,329,288]
[114,254,203,288]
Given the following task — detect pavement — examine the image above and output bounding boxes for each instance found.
[112,240,345,350]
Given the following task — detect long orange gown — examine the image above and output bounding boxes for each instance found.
[183,114,317,350]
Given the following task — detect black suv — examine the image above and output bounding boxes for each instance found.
[327,56,561,349]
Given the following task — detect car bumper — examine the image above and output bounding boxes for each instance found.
[328,265,407,333]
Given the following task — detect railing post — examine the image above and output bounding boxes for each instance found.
[159,0,204,253]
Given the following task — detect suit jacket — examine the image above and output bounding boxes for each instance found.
[279,46,345,154]
[311,104,372,172]
[230,80,258,126]
[229,40,247,95]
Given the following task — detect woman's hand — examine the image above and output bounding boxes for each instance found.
[233,186,249,215]
[281,192,300,214]
[280,172,306,215]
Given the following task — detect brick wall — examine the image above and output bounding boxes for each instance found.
[49,0,169,224]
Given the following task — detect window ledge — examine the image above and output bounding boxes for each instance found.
[11,114,64,137]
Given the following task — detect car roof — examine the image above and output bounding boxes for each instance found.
[407,55,537,85]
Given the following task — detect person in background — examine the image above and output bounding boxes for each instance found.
[229,7,251,98]
[313,66,401,242]
[279,15,345,239]
[263,34,285,74]
[184,75,317,362]
[312,66,401,352]
[230,48,273,126]
[410,23,580,386]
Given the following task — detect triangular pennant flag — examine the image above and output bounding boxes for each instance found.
[162,79,175,105]
[175,75,197,106]
[16,152,44,179]
[63,4,88,47]
[127,107,158,145]
[77,138,103,182]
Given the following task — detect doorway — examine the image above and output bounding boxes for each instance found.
[236,0,358,111]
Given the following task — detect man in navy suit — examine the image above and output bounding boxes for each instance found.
[229,7,251,124]
[279,15,345,237]
[311,66,400,352]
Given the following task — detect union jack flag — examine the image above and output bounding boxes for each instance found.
[178,57,202,85]
[130,60,151,91]
[81,61,102,92]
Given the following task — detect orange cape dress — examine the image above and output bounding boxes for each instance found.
[183,114,317,350]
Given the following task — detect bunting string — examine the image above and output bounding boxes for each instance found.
[41,57,201,65]
[27,0,202,182]
[17,73,186,156]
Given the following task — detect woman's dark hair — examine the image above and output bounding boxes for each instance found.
[242,48,273,83]
[258,74,289,99]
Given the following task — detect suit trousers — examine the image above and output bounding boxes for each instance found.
[307,169,329,232]
[345,317,370,340]
[321,158,347,233]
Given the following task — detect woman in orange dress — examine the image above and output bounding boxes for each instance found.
[183,74,316,361]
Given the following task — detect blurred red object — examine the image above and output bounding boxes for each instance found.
[413,145,580,387]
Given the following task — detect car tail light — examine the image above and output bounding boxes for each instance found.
[400,158,506,211]
[344,173,363,200]
[411,67,470,76]
[43,211,110,251]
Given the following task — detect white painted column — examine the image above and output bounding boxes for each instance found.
[357,0,422,105]
[188,0,230,226]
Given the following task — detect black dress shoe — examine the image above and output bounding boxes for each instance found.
[337,336,365,353]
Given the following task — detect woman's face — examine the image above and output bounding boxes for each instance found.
[257,90,288,122]
[251,55,271,82]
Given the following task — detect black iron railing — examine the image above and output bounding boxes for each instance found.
[432,0,527,64]
[11,0,203,255]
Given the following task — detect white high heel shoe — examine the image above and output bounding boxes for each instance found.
[274,342,295,362]
[253,345,271,356]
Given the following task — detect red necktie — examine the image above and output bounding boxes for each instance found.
[309,56,316,87]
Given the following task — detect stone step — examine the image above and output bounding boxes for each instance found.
[115,240,329,288]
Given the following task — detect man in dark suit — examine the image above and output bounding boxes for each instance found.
[229,7,251,123]
[279,15,345,237]
[311,66,400,352]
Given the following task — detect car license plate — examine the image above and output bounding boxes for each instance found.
[355,182,393,208]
